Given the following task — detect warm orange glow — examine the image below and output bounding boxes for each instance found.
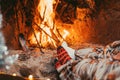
[29,0,70,48]
[28,75,33,80]
[12,73,17,76]
[38,0,55,28]
[29,31,40,44]
[47,78,51,80]
[63,29,69,39]
[41,26,52,46]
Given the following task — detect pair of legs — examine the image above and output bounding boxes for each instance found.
[55,41,120,80]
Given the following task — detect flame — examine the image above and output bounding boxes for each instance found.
[29,31,40,44]
[38,0,56,47]
[38,0,55,28]
[63,29,69,39]
[41,26,52,46]
[29,0,70,48]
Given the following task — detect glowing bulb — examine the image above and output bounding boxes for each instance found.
[12,73,16,76]
[28,75,33,80]
[46,78,50,80]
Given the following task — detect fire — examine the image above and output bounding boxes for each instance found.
[63,29,69,39]
[29,0,70,48]
[40,25,52,46]
[38,0,55,28]
[30,31,40,44]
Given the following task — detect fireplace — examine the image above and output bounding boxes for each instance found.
[0,0,120,80]
[0,0,120,50]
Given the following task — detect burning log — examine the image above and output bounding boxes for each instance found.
[31,25,44,54]
[29,0,70,48]
[33,22,60,47]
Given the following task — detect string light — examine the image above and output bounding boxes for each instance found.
[46,78,50,80]
[12,73,17,76]
[28,75,33,80]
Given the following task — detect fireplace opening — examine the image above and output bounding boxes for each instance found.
[0,0,120,50]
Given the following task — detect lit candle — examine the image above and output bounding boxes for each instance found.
[28,75,33,80]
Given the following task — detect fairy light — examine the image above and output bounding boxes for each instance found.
[46,78,50,80]
[12,73,17,76]
[28,75,33,80]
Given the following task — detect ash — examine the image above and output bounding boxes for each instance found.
[5,49,59,80]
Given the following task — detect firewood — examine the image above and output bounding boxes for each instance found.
[33,22,60,44]
[31,26,44,54]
